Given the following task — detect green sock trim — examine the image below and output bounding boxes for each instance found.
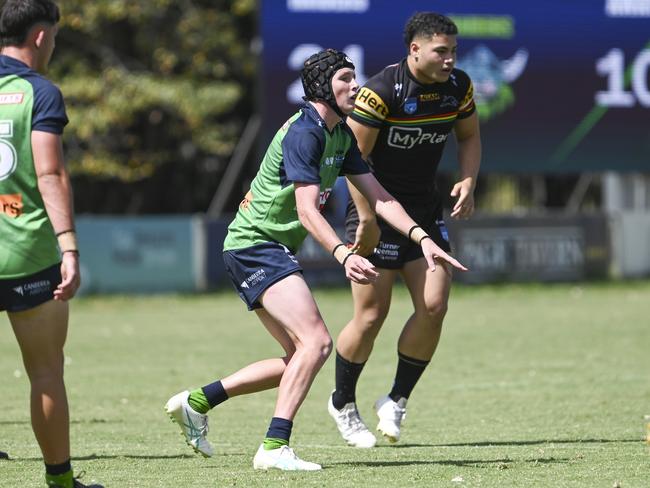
[45,470,73,488]
[263,437,289,450]
[188,388,210,414]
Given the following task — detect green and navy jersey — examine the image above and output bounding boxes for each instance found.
[350,59,475,204]
[224,103,370,253]
[0,55,68,279]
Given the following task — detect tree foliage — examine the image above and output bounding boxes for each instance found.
[52,0,257,213]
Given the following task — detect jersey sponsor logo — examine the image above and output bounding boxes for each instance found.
[440,95,459,108]
[387,127,449,149]
[403,97,418,114]
[239,190,254,210]
[323,153,345,168]
[0,193,22,217]
[374,241,399,260]
[437,219,449,242]
[280,244,299,264]
[13,279,51,297]
[419,93,440,102]
[318,187,332,211]
[355,87,388,120]
[0,93,24,105]
[242,268,266,288]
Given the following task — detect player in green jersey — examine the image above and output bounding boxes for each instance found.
[165,49,467,471]
[0,1,100,487]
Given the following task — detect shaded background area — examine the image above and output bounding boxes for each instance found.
[54,0,257,214]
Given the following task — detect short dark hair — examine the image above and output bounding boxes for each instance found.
[403,12,458,47]
[0,0,60,47]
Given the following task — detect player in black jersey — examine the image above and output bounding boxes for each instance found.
[328,12,481,447]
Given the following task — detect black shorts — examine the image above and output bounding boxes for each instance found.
[223,242,302,311]
[345,199,451,269]
[0,264,62,312]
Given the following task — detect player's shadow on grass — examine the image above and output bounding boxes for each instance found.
[332,457,570,468]
[425,438,641,447]
[19,454,197,462]
[0,419,115,425]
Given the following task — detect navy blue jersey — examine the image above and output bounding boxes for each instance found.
[224,103,370,252]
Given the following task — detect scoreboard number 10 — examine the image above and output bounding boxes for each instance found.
[595,48,650,107]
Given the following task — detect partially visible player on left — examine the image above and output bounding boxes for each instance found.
[0,1,101,487]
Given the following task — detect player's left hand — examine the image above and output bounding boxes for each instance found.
[450,178,475,220]
[54,252,80,301]
[420,237,468,272]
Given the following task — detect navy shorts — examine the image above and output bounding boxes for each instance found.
[345,199,451,269]
[0,263,62,312]
[223,242,302,311]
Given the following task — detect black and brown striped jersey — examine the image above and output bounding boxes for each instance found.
[349,58,475,204]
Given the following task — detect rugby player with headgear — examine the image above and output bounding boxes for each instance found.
[327,12,481,448]
[164,48,466,471]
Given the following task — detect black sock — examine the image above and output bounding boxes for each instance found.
[45,459,71,475]
[332,350,366,410]
[389,351,430,402]
[202,380,229,408]
[265,417,293,443]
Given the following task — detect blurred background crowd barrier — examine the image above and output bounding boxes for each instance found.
[75,211,649,294]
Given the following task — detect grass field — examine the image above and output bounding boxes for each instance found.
[1,281,649,487]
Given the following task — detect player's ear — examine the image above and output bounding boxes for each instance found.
[32,25,46,49]
[410,41,420,60]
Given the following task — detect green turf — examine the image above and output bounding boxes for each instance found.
[1,281,649,487]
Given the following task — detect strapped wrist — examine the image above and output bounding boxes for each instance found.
[409,226,429,244]
[57,230,79,255]
[333,243,351,265]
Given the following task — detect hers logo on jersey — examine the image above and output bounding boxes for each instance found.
[0,193,22,217]
[355,87,388,120]
[387,127,449,149]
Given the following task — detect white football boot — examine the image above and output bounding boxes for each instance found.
[253,444,322,471]
[327,393,376,448]
[375,395,407,443]
[164,390,214,457]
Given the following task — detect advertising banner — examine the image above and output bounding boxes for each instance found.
[448,214,611,283]
[261,0,650,172]
[77,216,204,293]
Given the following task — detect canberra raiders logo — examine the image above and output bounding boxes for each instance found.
[457,45,528,121]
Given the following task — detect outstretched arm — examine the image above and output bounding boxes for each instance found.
[346,173,467,272]
[294,182,379,284]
